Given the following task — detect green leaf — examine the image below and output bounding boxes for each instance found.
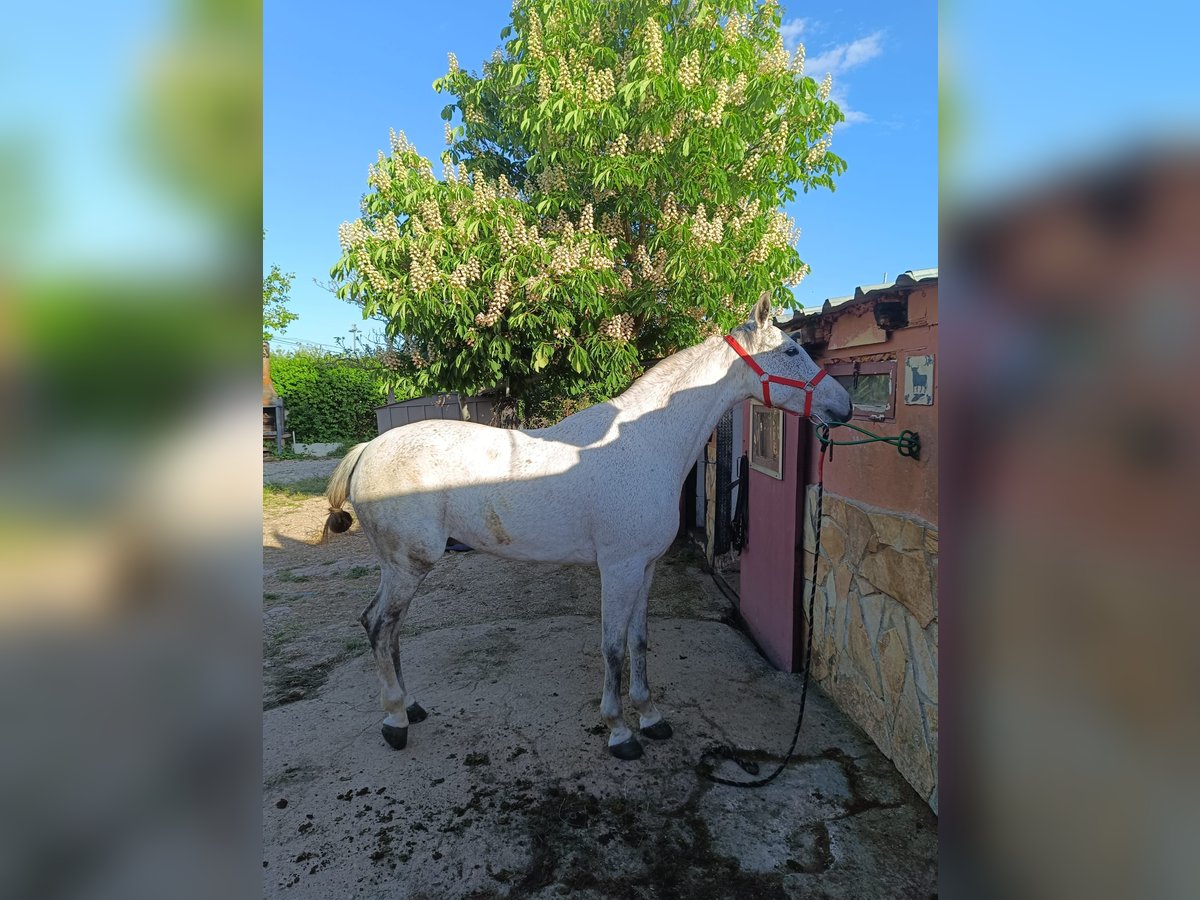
[567,345,589,374]
[532,342,554,372]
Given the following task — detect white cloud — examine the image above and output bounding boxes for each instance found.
[806,31,884,79]
[837,101,871,126]
[802,31,885,127]
[780,17,809,50]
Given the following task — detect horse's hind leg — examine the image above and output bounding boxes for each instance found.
[359,561,433,750]
[628,562,672,741]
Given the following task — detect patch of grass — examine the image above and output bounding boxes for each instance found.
[347,565,374,579]
[266,662,338,709]
[263,476,330,502]
[342,636,368,655]
[264,618,304,661]
[277,570,311,583]
[264,644,363,710]
[263,488,298,510]
[263,592,280,601]
[265,445,312,461]
[263,487,318,512]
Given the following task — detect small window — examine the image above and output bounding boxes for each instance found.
[835,373,891,410]
[826,360,897,421]
[748,401,784,479]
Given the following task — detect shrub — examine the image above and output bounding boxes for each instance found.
[270,351,391,443]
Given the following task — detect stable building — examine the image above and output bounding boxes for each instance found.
[695,269,939,811]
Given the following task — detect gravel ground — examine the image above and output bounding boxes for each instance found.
[262,458,937,898]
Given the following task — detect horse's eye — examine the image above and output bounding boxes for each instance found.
[784,346,799,356]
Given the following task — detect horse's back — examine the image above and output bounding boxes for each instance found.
[350,418,600,564]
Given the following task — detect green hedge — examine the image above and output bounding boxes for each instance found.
[270,352,388,443]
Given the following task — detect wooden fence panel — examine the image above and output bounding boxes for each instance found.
[376,394,497,434]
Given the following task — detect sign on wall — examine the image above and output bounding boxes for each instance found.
[904,355,934,405]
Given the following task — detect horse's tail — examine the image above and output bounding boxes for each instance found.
[319,441,369,544]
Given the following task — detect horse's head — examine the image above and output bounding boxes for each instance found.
[730,292,853,423]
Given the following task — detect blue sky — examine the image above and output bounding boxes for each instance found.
[264,0,938,350]
[947,0,1200,203]
[1,0,222,275]
[5,0,1194,338]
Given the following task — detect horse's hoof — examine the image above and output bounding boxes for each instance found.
[406,702,428,724]
[608,737,644,761]
[381,724,408,750]
[641,720,673,741]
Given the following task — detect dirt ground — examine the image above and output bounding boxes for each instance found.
[263,458,937,898]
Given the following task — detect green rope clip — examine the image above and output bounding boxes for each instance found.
[816,421,921,461]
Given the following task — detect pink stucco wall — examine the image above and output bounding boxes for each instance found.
[804,285,939,525]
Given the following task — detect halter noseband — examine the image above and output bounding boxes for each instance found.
[725,334,828,416]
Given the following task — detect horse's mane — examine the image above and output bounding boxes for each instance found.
[532,328,748,441]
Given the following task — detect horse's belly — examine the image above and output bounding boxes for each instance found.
[444,482,596,565]
[448,514,596,565]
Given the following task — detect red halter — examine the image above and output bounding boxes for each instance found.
[725,334,828,416]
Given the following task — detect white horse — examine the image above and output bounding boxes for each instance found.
[321,294,852,759]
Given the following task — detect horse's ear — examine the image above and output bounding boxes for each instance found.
[753,292,772,329]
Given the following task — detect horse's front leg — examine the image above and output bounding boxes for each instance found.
[599,559,645,760]
[628,562,672,741]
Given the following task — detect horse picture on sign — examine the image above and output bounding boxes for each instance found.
[905,355,934,405]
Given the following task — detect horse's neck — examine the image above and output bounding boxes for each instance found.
[609,337,751,481]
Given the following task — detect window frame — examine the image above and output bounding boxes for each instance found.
[826,359,898,422]
[748,400,785,480]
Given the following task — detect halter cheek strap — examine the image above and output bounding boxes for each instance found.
[725,334,828,416]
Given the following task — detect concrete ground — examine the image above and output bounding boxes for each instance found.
[263,459,937,898]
